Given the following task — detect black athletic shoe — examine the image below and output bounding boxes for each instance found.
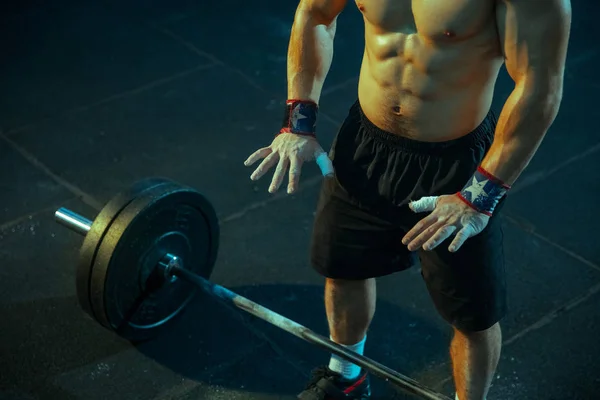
[297,366,371,399]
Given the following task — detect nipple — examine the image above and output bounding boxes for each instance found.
[443,30,456,38]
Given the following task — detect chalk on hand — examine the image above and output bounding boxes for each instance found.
[315,152,334,177]
[409,196,439,213]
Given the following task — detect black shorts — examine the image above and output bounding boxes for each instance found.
[310,100,507,332]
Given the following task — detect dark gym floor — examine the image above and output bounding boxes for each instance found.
[1,1,599,399]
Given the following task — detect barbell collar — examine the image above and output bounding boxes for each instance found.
[55,208,92,236]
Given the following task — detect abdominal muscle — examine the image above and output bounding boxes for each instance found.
[357,25,505,142]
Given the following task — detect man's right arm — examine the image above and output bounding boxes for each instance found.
[287,0,347,103]
[244,0,344,192]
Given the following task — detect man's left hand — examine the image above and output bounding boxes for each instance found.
[402,194,490,253]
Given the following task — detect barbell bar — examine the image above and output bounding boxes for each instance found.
[54,178,451,400]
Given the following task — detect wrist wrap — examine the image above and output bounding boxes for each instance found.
[457,167,511,216]
[279,99,318,137]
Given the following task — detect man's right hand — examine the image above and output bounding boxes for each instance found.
[244,132,334,194]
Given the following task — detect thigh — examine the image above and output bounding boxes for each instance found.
[310,177,415,280]
[419,215,507,332]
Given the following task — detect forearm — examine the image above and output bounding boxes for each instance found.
[287,9,337,103]
[480,83,563,186]
[457,83,562,216]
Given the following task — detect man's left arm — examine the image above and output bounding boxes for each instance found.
[403,0,571,252]
[482,0,572,184]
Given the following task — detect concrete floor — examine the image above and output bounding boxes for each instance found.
[1,1,599,399]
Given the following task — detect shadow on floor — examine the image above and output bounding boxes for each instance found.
[137,283,451,397]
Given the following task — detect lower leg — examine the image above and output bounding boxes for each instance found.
[325,277,376,378]
[451,322,502,400]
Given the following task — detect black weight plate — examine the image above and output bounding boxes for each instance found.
[77,178,174,321]
[90,182,219,341]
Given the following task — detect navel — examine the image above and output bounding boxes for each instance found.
[392,106,401,115]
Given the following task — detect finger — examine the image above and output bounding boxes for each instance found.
[423,225,457,251]
[402,214,440,246]
[448,226,474,253]
[405,218,449,252]
[250,152,279,181]
[244,147,272,166]
[287,156,304,194]
[409,196,439,213]
[315,151,334,177]
[269,157,290,193]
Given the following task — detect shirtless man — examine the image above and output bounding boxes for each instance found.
[244,0,571,399]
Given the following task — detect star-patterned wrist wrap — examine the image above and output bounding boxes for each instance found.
[457,167,511,216]
[279,99,318,137]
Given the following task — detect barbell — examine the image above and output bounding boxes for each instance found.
[54,177,452,400]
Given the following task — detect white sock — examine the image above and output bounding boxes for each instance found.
[328,335,366,380]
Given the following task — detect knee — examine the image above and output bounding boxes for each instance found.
[326,277,349,286]
[454,322,501,341]
[326,278,348,292]
[326,277,373,289]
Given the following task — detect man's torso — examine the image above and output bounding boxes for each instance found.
[356,0,504,141]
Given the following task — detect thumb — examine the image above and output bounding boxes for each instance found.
[409,196,439,213]
[315,150,334,177]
